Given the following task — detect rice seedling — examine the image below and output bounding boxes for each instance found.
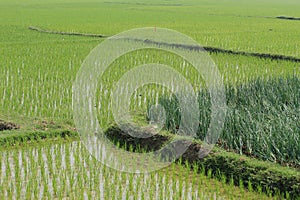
[0,141,277,199]
[0,0,299,199]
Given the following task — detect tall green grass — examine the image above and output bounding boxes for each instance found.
[150,75,299,166]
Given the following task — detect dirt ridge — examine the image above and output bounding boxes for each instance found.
[119,37,300,63]
[28,26,300,62]
[105,123,300,198]
[28,26,108,38]
[276,16,300,21]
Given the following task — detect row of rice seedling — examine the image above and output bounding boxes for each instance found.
[0,39,298,122]
[0,141,275,199]
[2,0,300,58]
[0,37,98,120]
[0,4,298,200]
[90,48,299,166]
[1,1,299,199]
[1,37,298,167]
[2,42,297,162]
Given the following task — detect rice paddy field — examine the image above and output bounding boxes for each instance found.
[0,0,300,199]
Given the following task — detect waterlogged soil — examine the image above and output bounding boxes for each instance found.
[0,141,273,200]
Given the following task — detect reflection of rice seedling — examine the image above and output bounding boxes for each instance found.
[1,0,300,199]
[0,141,277,199]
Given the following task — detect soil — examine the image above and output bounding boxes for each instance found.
[134,37,300,62]
[28,26,107,38]
[277,16,300,21]
[0,120,19,131]
[104,123,171,152]
[104,123,212,162]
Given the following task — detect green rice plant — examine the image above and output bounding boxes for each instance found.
[0,140,277,199]
[0,1,300,199]
[149,75,299,166]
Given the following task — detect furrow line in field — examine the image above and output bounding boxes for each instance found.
[117,37,300,63]
[28,26,108,38]
[28,26,300,62]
